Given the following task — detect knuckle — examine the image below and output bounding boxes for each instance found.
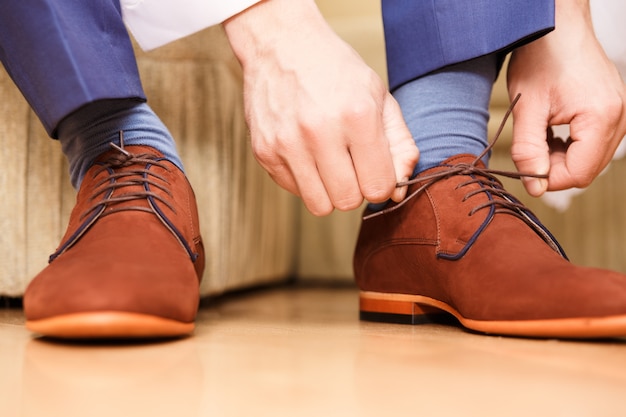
[251,140,273,161]
[339,98,378,126]
[251,142,282,173]
[307,202,334,217]
[571,172,594,189]
[361,180,394,203]
[250,129,295,168]
[510,141,546,164]
[298,115,325,142]
[584,95,624,129]
[333,195,364,212]
[604,97,625,121]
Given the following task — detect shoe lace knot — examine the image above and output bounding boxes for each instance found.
[80,135,175,221]
[364,94,567,258]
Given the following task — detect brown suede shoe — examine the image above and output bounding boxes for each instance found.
[24,139,205,339]
[354,154,626,339]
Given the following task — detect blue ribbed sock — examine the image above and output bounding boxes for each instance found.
[57,100,184,188]
[393,53,498,176]
[368,53,498,211]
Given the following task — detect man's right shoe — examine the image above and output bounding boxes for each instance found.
[23,138,204,339]
[354,153,626,339]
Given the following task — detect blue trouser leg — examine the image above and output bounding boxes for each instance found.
[382,0,554,91]
[394,53,498,176]
[368,53,498,211]
[368,0,554,210]
[0,0,145,137]
[0,1,183,188]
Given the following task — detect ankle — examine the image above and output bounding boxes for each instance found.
[57,100,184,188]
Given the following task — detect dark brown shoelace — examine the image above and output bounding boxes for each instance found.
[363,94,566,256]
[79,133,176,221]
[49,131,199,263]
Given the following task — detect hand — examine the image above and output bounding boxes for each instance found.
[506,0,626,196]
[223,0,418,215]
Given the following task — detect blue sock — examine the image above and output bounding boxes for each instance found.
[393,53,498,176]
[368,54,497,212]
[57,100,184,188]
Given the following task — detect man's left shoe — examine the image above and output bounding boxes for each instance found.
[24,138,205,339]
[354,153,626,339]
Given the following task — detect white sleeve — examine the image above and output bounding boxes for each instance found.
[590,0,626,78]
[120,0,262,51]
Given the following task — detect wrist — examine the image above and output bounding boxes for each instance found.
[554,0,592,28]
[515,0,593,56]
[223,0,328,67]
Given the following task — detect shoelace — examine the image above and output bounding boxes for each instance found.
[364,94,566,257]
[79,132,175,221]
[49,132,199,263]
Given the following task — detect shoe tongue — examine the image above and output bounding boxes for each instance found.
[96,145,163,163]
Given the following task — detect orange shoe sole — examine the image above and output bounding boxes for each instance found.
[360,291,626,339]
[26,311,195,339]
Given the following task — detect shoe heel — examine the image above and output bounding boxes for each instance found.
[359,291,449,325]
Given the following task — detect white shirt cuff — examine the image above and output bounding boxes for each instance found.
[121,0,262,50]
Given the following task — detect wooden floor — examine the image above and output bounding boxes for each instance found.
[2,283,626,417]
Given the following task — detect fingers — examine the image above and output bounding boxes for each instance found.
[296,93,418,213]
[547,111,622,191]
[251,93,418,216]
[382,94,419,202]
[509,98,550,196]
[255,109,412,215]
[225,0,418,216]
[314,139,365,213]
[506,0,626,196]
[512,104,624,196]
[511,105,615,196]
[321,93,418,208]
[251,133,336,217]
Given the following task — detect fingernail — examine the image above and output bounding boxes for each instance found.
[393,177,409,201]
[528,178,548,196]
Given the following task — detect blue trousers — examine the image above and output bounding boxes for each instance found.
[0,0,145,137]
[0,1,554,136]
[382,0,555,90]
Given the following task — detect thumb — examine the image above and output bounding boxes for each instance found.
[510,99,551,196]
[382,93,419,202]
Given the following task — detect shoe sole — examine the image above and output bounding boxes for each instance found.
[360,291,626,339]
[26,311,194,340]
